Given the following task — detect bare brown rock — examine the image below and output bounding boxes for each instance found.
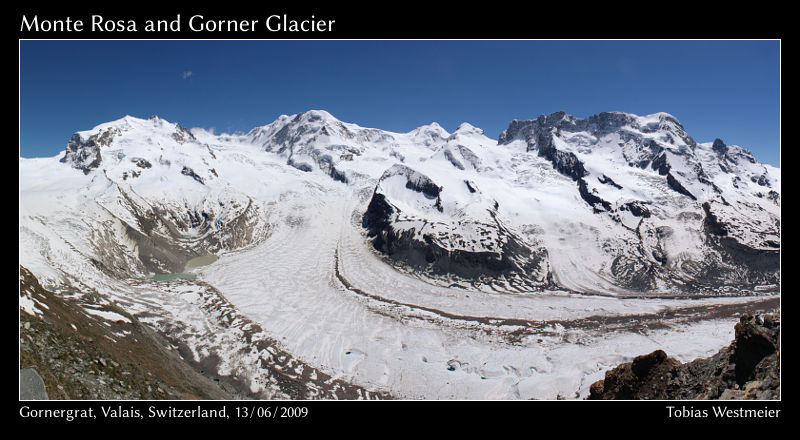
[588,313,780,400]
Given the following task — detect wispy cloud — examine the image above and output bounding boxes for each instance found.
[616,57,637,77]
[181,71,193,80]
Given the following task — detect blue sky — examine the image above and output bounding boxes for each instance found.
[20,40,780,166]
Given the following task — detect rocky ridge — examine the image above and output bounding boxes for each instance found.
[587,313,780,400]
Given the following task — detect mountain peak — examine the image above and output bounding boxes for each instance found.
[453,122,484,136]
[412,121,446,131]
[499,110,693,147]
[296,109,337,121]
[634,111,683,129]
[409,122,450,142]
[77,114,184,137]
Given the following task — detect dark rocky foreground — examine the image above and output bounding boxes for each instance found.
[19,266,391,400]
[588,313,780,400]
[19,266,232,400]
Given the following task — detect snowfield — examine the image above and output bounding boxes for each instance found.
[19,110,780,399]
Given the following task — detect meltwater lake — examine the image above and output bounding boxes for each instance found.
[149,254,219,281]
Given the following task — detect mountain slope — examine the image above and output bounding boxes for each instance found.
[19,109,780,400]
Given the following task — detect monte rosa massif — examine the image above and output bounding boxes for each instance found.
[19,110,780,399]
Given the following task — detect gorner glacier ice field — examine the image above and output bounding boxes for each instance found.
[19,110,780,399]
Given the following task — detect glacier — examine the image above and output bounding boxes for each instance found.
[19,110,780,399]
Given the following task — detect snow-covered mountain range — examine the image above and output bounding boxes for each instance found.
[19,110,780,399]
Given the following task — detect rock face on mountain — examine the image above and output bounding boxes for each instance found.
[492,111,780,295]
[61,131,108,173]
[587,313,780,400]
[362,165,551,290]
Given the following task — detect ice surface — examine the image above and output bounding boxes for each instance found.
[19,111,780,399]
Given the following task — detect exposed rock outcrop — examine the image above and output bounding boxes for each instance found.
[362,165,551,291]
[61,133,103,174]
[588,313,780,400]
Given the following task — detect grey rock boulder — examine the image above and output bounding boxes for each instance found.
[20,368,48,400]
